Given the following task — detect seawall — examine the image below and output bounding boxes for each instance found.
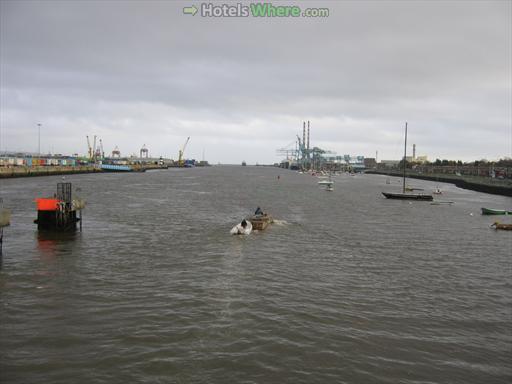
[0,166,101,178]
[367,170,512,197]
[0,164,170,178]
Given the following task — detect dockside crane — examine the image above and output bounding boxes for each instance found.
[95,138,104,160]
[178,137,190,167]
[92,136,97,162]
[112,146,121,158]
[86,136,92,160]
[86,135,100,162]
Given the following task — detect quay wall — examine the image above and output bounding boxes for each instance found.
[0,166,101,178]
[0,164,169,178]
[366,170,512,197]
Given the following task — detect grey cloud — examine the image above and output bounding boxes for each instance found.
[1,0,510,163]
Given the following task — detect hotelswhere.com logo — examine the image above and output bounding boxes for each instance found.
[183,3,329,18]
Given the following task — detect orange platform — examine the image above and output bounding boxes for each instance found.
[35,198,61,211]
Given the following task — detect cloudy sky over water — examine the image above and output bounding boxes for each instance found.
[0,0,511,163]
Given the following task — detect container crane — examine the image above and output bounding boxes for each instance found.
[178,137,190,167]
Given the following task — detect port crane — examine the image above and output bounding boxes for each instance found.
[95,139,104,160]
[112,146,121,158]
[86,135,93,160]
[178,137,190,167]
[86,135,104,162]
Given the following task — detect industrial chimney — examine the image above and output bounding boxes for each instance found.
[307,121,310,153]
[302,121,306,150]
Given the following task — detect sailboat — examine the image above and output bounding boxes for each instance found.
[382,122,433,201]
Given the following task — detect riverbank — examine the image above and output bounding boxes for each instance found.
[366,170,512,197]
[0,164,168,178]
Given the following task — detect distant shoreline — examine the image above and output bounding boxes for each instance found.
[366,170,512,197]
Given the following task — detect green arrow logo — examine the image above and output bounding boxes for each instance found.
[183,5,198,16]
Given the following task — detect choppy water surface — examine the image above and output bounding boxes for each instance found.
[1,166,511,383]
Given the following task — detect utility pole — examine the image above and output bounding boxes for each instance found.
[38,123,42,155]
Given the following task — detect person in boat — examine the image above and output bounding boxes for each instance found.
[254,207,264,216]
[237,219,249,234]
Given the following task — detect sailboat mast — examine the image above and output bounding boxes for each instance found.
[403,122,407,194]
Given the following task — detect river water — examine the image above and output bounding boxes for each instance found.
[1,166,511,383]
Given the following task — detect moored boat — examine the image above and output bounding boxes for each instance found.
[491,222,512,230]
[481,207,511,215]
[382,122,433,201]
[0,208,10,228]
[382,192,433,201]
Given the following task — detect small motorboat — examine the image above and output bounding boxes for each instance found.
[249,213,273,231]
[491,222,512,230]
[433,188,442,195]
[481,207,512,215]
[230,219,252,235]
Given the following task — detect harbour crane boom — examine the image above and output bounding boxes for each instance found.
[178,137,190,167]
[86,136,92,160]
[92,135,97,162]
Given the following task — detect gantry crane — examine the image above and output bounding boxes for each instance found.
[112,146,121,158]
[178,137,190,167]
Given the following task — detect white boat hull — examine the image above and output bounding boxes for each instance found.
[230,220,252,235]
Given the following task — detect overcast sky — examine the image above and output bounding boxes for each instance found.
[1,0,511,163]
